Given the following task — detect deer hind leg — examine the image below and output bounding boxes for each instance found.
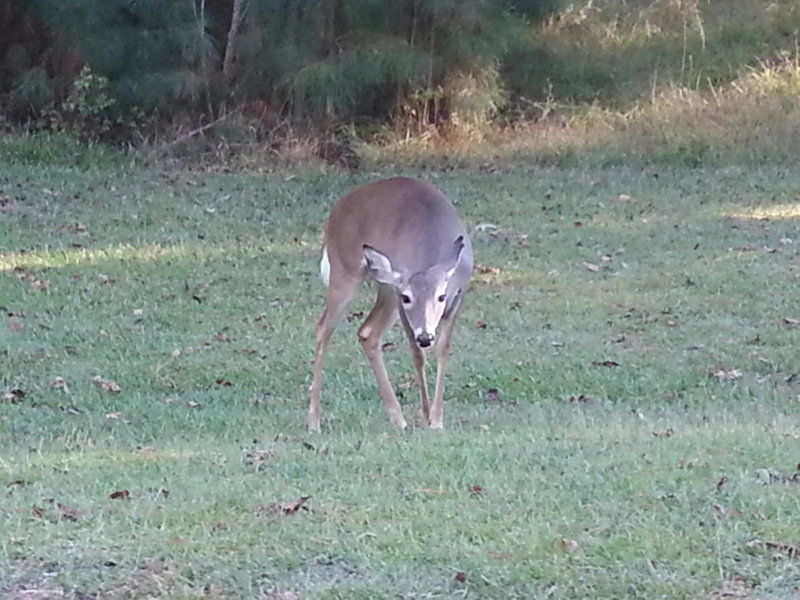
[429,306,461,430]
[308,273,360,432]
[358,285,407,429]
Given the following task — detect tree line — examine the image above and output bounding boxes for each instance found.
[0,0,560,144]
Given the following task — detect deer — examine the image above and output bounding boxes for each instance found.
[308,177,473,432]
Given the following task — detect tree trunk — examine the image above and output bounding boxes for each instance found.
[223,0,247,84]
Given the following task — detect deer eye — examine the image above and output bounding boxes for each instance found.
[437,294,446,303]
[401,294,411,305]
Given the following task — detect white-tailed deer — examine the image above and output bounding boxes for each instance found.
[308,177,473,431]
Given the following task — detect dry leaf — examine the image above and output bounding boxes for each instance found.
[454,571,468,583]
[745,539,800,558]
[712,368,742,381]
[484,388,502,404]
[51,376,69,392]
[561,538,580,552]
[476,263,501,275]
[582,262,600,272]
[281,496,311,515]
[93,375,121,393]
[6,480,29,495]
[109,490,130,500]
[2,389,25,403]
[591,360,620,368]
[256,497,311,517]
[58,503,83,521]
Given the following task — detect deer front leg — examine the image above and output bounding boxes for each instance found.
[430,312,459,430]
[358,287,407,429]
[400,313,431,424]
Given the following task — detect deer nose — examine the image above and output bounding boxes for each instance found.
[416,332,434,348]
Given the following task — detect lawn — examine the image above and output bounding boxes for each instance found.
[1,161,799,599]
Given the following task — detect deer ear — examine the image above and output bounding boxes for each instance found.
[363,245,403,285]
[443,235,465,278]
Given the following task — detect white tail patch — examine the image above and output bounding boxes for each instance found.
[320,246,331,286]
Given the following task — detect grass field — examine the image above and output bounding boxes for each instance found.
[1,160,799,599]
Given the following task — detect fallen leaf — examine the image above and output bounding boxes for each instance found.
[476,263,501,275]
[484,388,502,404]
[93,375,121,393]
[282,496,311,515]
[246,447,274,469]
[109,490,130,500]
[476,318,487,329]
[454,571,468,583]
[652,428,674,438]
[469,485,484,496]
[561,538,580,552]
[105,412,121,420]
[760,470,800,484]
[2,389,25,403]
[6,480,30,495]
[58,503,83,521]
[712,368,742,381]
[716,476,729,491]
[255,497,311,517]
[591,360,620,368]
[745,539,800,558]
[582,262,600,273]
[215,378,233,387]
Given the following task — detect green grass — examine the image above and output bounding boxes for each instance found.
[1,161,799,599]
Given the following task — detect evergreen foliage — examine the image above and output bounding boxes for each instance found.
[0,0,560,140]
